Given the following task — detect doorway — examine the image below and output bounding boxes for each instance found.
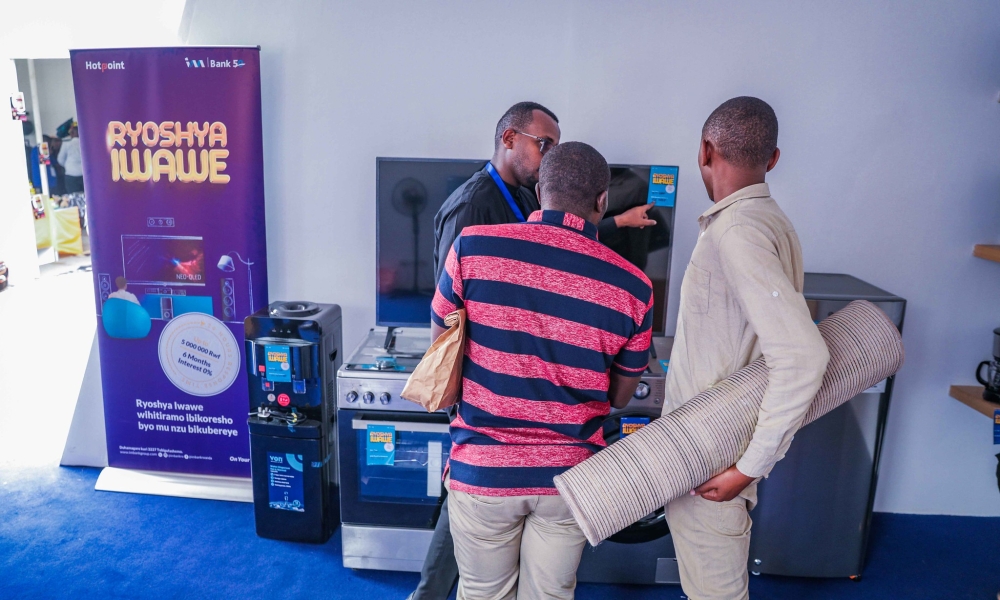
[13,58,89,275]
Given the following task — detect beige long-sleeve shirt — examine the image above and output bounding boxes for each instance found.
[664,183,829,479]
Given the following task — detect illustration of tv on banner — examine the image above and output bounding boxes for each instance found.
[647,165,679,207]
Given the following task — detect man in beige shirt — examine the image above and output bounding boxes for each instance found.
[663,97,830,599]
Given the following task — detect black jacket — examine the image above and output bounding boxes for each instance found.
[432,168,539,284]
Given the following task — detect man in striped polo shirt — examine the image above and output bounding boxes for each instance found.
[431,142,653,600]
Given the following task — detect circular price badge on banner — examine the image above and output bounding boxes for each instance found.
[158,313,240,397]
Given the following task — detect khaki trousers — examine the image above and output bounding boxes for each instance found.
[664,482,758,600]
[446,480,587,600]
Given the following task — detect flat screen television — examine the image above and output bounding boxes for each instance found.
[121,234,206,287]
[374,158,677,334]
[376,158,487,327]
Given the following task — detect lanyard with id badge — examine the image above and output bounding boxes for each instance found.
[485,162,526,223]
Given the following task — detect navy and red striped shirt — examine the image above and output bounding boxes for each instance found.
[432,209,654,496]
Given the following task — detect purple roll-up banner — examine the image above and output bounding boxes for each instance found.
[70,47,267,477]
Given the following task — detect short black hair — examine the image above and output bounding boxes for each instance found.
[702,96,778,169]
[538,141,610,212]
[494,101,559,149]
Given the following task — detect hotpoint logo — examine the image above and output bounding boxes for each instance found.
[85,60,125,72]
[185,57,246,69]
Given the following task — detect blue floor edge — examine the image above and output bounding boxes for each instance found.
[0,465,997,599]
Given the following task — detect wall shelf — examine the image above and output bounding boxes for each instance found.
[948,385,999,418]
[973,244,1000,263]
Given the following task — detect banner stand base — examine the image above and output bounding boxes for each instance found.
[95,467,253,503]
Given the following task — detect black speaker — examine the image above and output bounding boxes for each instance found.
[160,296,174,320]
[221,277,236,320]
[98,273,112,303]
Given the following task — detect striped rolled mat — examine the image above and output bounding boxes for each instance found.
[553,299,905,546]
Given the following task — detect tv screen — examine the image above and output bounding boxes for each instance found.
[121,234,206,287]
[375,158,677,334]
[376,158,486,327]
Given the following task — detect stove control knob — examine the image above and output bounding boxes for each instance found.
[634,382,650,399]
[362,391,375,404]
[379,392,391,405]
[346,391,358,403]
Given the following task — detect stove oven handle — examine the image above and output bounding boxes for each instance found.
[351,417,450,434]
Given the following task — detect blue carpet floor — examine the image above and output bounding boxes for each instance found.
[1,465,998,599]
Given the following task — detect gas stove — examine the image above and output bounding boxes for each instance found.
[337,327,432,413]
[337,329,672,414]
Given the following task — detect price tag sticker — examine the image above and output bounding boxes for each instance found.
[264,344,291,382]
[621,416,650,438]
[647,166,679,207]
[367,424,396,466]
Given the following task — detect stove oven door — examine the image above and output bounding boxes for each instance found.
[338,411,452,529]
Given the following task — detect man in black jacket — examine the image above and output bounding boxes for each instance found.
[433,101,656,283]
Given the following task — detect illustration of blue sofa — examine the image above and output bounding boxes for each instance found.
[102,298,152,339]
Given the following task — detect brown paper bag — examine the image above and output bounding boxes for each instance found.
[400,309,466,412]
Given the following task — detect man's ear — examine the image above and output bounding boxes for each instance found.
[535,182,543,205]
[596,190,609,216]
[501,128,517,150]
[699,138,713,168]
[766,147,780,172]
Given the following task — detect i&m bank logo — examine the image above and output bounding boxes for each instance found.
[85,60,125,72]
[186,57,246,69]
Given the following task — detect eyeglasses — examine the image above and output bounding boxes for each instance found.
[514,130,556,155]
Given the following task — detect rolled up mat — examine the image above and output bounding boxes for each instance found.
[553,300,904,546]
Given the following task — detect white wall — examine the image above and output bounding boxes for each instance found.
[14,59,77,139]
[177,0,1000,516]
[0,1,184,59]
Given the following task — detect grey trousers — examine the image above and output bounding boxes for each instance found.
[447,485,587,600]
[411,493,459,600]
[664,483,758,600]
